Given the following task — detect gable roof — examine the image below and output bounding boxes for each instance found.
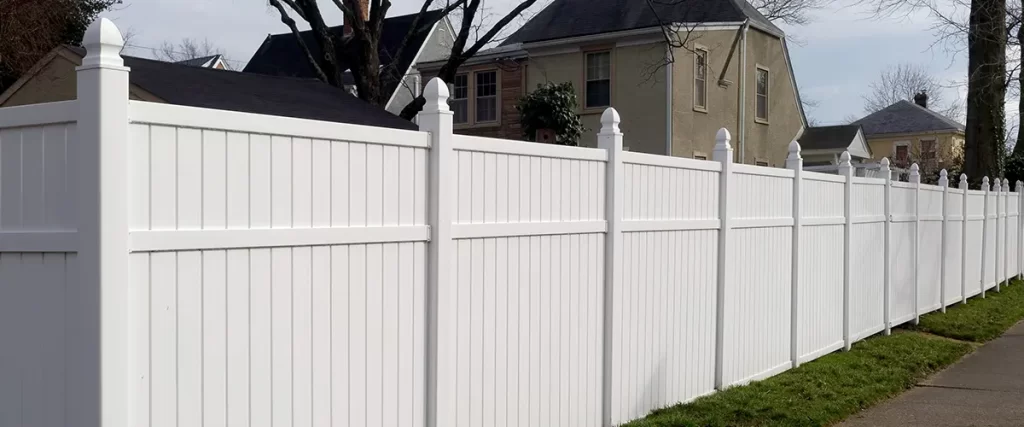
[243,10,442,96]
[176,54,222,68]
[798,125,872,159]
[852,100,964,137]
[61,46,415,130]
[503,0,782,45]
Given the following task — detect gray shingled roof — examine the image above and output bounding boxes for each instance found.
[852,100,964,137]
[798,125,862,151]
[503,0,782,45]
[175,55,221,68]
[66,46,416,130]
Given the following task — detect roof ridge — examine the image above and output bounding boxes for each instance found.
[124,54,335,85]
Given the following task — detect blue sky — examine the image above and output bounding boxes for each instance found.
[107,0,990,127]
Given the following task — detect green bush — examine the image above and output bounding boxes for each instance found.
[516,82,586,146]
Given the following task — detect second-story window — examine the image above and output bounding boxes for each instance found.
[694,48,707,111]
[756,66,769,122]
[475,71,497,123]
[585,51,611,108]
[452,74,469,124]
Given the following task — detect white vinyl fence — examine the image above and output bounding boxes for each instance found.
[2,18,1023,427]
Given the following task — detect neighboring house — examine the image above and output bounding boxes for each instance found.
[0,45,417,130]
[426,0,806,165]
[797,125,872,166]
[244,9,454,116]
[176,54,229,70]
[852,93,965,169]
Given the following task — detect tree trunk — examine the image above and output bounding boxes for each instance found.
[964,0,1007,181]
[1016,22,1024,156]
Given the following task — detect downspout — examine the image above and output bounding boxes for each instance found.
[666,43,674,155]
[738,21,749,164]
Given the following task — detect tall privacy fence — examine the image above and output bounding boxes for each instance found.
[1,18,1021,427]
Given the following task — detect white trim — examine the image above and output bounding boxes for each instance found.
[621,151,721,171]
[526,46,582,58]
[621,219,720,232]
[733,217,794,228]
[614,36,664,48]
[0,100,78,128]
[803,216,845,226]
[727,361,791,388]
[0,231,78,252]
[386,19,441,110]
[733,163,795,178]
[755,64,770,123]
[796,340,845,365]
[129,226,431,252]
[451,221,606,239]
[128,101,430,148]
[693,47,709,112]
[853,215,887,224]
[452,134,608,161]
[891,214,917,223]
[804,173,847,183]
[665,43,673,155]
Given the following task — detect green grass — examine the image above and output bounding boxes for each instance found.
[622,332,972,427]
[909,279,1024,342]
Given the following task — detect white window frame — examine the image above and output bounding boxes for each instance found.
[584,50,612,110]
[451,69,501,127]
[755,65,769,124]
[694,47,708,112]
[474,70,499,124]
[451,74,470,124]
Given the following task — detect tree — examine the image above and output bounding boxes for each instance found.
[156,38,230,69]
[516,82,586,145]
[749,0,829,25]
[0,0,119,91]
[266,0,541,119]
[863,63,964,121]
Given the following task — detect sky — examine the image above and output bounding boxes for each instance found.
[105,0,1003,126]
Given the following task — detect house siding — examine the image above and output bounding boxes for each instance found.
[1,51,160,107]
[742,28,803,166]
[525,41,667,153]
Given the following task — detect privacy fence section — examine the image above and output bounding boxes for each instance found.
[3,18,1024,427]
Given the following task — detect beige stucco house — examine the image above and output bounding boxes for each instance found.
[447,0,806,166]
[851,94,965,172]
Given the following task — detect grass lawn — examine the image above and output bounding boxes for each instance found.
[909,279,1024,342]
[623,279,1024,427]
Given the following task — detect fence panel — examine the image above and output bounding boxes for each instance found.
[796,172,845,363]
[1009,192,1019,277]
[985,190,998,290]
[849,177,886,341]
[612,153,718,424]
[966,190,986,297]
[945,188,965,305]
[890,182,917,326]
[722,164,794,387]
[919,186,944,312]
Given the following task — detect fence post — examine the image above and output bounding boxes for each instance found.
[939,169,949,312]
[981,176,990,298]
[420,77,454,427]
[960,174,969,304]
[910,163,921,325]
[838,152,854,350]
[786,141,802,367]
[76,17,132,427]
[713,128,733,390]
[881,158,893,335]
[1004,178,1010,285]
[598,108,624,426]
[995,178,1003,292]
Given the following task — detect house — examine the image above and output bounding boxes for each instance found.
[797,125,872,166]
[0,45,417,130]
[851,92,964,169]
[175,54,229,69]
[244,9,454,116]
[420,0,806,165]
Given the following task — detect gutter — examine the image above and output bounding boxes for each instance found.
[666,43,673,155]
[520,22,745,50]
[738,20,749,163]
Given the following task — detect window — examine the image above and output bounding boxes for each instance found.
[895,142,910,166]
[755,67,769,122]
[585,51,611,108]
[452,74,469,124]
[920,139,937,160]
[694,49,708,111]
[475,71,497,122]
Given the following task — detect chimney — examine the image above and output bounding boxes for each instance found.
[913,91,928,109]
[343,0,370,37]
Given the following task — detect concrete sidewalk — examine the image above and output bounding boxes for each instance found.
[840,322,1024,427]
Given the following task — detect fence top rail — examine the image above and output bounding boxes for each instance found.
[0,100,77,129]
[948,187,965,195]
[851,176,885,185]
[892,181,917,189]
[968,189,986,196]
[732,163,795,178]
[451,134,608,162]
[920,185,944,193]
[621,151,720,172]
[128,100,431,149]
[803,170,846,183]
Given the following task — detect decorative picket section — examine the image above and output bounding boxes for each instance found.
[2,17,1024,427]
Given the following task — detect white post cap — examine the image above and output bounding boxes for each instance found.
[81,17,125,68]
[422,77,450,114]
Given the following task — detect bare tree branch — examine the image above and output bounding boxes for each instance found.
[268,0,329,82]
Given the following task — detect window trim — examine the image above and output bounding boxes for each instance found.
[583,49,613,112]
[755,65,770,124]
[894,140,911,166]
[452,68,502,129]
[694,46,708,113]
